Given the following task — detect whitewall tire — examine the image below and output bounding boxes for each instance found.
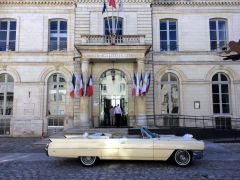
[80,156,97,167]
[173,150,192,167]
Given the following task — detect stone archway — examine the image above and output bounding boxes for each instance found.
[99,69,128,127]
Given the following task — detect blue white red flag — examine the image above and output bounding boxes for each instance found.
[109,0,116,8]
[139,73,143,96]
[102,0,107,14]
[118,0,123,12]
[136,73,139,96]
[70,73,76,98]
[87,74,93,97]
[141,72,148,95]
[132,73,137,97]
[146,73,151,93]
[79,74,84,97]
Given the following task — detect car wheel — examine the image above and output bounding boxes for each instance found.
[80,156,97,167]
[173,150,192,167]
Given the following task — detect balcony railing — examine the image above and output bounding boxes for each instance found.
[81,35,146,45]
[0,43,16,52]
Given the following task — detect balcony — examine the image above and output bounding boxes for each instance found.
[80,35,146,45]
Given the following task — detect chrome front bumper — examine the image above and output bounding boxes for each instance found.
[193,151,204,159]
[45,144,49,157]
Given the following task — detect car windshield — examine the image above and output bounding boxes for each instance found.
[140,127,157,139]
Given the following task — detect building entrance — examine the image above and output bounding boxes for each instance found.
[99,70,128,127]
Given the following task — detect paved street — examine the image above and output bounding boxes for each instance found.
[0,138,240,180]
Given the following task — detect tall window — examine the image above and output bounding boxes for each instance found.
[0,73,14,116]
[0,74,13,135]
[212,73,230,114]
[160,19,177,51]
[49,20,67,51]
[104,17,123,35]
[47,74,66,127]
[0,19,16,51]
[161,73,179,114]
[209,19,227,51]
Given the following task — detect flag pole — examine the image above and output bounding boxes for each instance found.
[112,6,114,36]
[106,9,111,37]
[115,0,120,35]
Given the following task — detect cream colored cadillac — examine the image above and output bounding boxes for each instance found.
[46,128,204,167]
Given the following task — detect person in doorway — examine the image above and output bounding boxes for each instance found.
[114,104,122,127]
[109,106,115,126]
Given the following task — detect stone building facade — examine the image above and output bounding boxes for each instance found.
[0,0,239,137]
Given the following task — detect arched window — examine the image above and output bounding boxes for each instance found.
[212,73,230,114]
[104,17,123,35]
[0,73,14,135]
[47,73,66,127]
[160,19,178,51]
[161,73,179,114]
[49,19,67,51]
[209,18,227,51]
[0,19,16,51]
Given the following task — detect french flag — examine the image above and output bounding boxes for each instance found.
[79,74,84,97]
[132,73,137,97]
[70,74,76,98]
[109,0,116,8]
[141,73,148,96]
[139,73,143,96]
[87,74,93,97]
[146,73,151,93]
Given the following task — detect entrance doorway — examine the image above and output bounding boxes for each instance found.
[99,70,128,127]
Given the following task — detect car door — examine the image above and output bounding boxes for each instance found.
[118,138,154,160]
[153,138,175,160]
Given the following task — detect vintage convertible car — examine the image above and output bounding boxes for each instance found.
[45,127,204,167]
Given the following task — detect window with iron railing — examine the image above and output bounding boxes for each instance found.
[160,19,178,52]
[104,17,123,43]
[49,20,67,51]
[209,19,228,51]
[215,116,231,129]
[0,19,16,52]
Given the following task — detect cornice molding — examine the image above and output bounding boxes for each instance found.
[152,0,240,6]
[76,0,152,3]
[0,0,75,6]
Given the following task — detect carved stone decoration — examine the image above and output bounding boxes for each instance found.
[54,64,62,71]
[220,40,240,61]
[0,64,7,71]
[0,0,75,6]
[151,0,240,6]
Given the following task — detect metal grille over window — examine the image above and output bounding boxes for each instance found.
[0,20,16,51]
[49,20,67,51]
[47,73,66,127]
[0,73,14,135]
[160,19,178,51]
[209,19,227,51]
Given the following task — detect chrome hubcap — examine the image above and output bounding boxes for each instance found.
[175,150,190,166]
[81,156,96,166]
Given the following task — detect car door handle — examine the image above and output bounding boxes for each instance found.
[120,141,126,144]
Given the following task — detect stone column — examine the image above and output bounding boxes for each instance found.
[79,58,90,128]
[136,58,147,126]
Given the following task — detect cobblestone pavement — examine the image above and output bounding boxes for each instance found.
[0,138,240,180]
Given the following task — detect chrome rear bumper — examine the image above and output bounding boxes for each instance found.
[45,144,49,157]
[193,151,203,159]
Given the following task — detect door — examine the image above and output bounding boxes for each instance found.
[118,139,153,160]
[103,98,111,125]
